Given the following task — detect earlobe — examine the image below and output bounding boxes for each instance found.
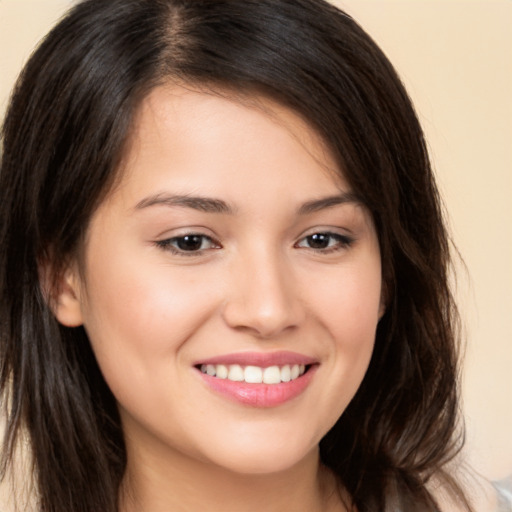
[41,264,84,327]
[378,300,386,320]
[378,283,388,320]
[54,269,84,327]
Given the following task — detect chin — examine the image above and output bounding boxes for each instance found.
[197,429,321,476]
[211,451,314,476]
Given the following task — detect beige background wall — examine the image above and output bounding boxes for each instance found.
[1,0,511,481]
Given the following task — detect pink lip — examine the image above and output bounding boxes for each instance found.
[194,351,317,367]
[194,351,318,408]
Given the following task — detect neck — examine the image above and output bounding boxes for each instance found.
[119,441,346,512]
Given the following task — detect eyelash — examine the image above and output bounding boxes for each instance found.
[154,234,221,255]
[154,231,354,256]
[294,232,354,253]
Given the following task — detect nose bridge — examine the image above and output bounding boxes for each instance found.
[222,242,302,338]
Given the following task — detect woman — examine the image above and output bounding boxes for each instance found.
[0,0,507,510]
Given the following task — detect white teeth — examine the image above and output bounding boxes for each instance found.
[263,366,281,384]
[200,363,307,384]
[244,366,263,383]
[216,364,228,379]
[227,364,244,382]
[280,365,291,382]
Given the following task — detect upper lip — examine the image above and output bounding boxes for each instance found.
[194,351,317,368]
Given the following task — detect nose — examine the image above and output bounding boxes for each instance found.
[221,249,305,339]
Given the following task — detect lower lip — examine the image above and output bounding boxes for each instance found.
[197,366,317,408]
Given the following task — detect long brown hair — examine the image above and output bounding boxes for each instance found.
[1,1,465,510]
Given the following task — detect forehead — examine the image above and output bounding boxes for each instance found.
[120,83,345,188]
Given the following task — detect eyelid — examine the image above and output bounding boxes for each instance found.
[154,232,222,256]
[296,225,355,240]
[294,230,355,252]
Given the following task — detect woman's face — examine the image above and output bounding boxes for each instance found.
[59,85,384,475]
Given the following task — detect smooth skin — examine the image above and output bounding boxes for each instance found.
[53,84,385,511]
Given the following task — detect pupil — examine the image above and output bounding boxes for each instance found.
[308,233,329,249]
[177,235,202,251]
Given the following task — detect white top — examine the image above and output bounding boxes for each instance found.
[495,479,512,512]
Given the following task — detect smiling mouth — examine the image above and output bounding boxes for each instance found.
[198,364,309,384]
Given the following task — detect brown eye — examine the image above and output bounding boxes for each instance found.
[156,234,220,254]
[306,233,331,249]
[296,232,353,252]
[175,235,205,251]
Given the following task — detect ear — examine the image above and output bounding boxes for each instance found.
[378,281,389,320]
[40,262,84,327]
[378,297,386,320]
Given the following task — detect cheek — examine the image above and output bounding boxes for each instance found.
[315,259,382,341]
[78,255,221,440]
[310,261,381,417]
[79,244,218,377]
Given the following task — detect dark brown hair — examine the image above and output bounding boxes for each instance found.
[1,1,465,510]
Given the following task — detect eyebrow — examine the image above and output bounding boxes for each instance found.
[134,194,234,214]
[134,191,362,215]
[297,192,363,215]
